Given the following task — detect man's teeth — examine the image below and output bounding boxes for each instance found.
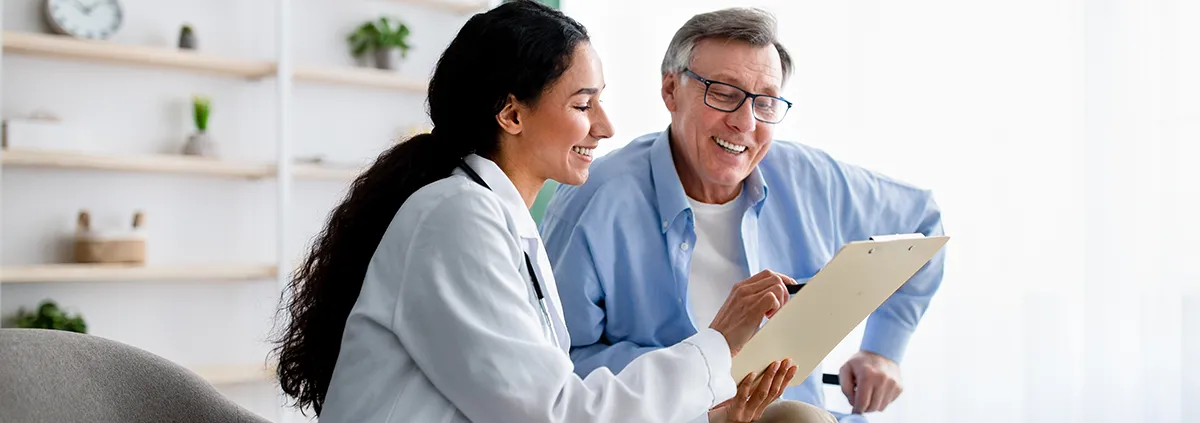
[713,137,747,153]
[572,146,594,157]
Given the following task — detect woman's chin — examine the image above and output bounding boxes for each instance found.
[553,169,590,186]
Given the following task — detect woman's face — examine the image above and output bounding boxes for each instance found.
[508,42,613,186]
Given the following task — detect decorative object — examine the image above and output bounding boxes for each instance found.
[178,24,197,50]
[14,300,88,333]
[2,112,90,153]
[43,0,124,40]
[347,16,412,71]
[73,209,146,264]
[182,95,218,157]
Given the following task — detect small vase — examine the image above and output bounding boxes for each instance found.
[179,28,197,50]
[373,47,402,71]
[182,132,218,157]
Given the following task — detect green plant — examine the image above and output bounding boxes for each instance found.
[15,300,87,333]
[347,16,412,59]
[192,95,211,133]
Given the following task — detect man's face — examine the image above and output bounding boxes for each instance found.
[662,38,785,198]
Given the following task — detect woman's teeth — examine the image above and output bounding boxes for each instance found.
[572,146,594,157]
[713,136,747,154]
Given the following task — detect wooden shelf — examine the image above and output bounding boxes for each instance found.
[192,363,276,385]
[294,163,363,180]
[2,32,430,91]
[382,0,491,15]
[2,31,275,79]
[2,148,363,181]
[1,148,275,179]
[295,64,427,92]
[0,263,278,283]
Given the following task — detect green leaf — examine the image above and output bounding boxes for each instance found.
[192,95,211,132]
[14,300,88,333]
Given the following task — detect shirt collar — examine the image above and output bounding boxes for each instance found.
[649,127,770,234]
[459,154,540,239]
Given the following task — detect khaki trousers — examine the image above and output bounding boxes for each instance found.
[708,400,838,423]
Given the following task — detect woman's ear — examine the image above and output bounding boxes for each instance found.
[496,94,523,135]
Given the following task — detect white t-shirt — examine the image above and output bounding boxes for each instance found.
[686,192,749,327]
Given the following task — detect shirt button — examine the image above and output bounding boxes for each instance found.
[680,242,689,251]
[662,221,668,230]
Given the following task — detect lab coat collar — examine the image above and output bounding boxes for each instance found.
[459,154,540,240]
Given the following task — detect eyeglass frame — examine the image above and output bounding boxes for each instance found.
[681,68,793,124]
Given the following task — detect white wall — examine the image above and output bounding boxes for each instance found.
[565,0,1199,421]
[1,0,472,420]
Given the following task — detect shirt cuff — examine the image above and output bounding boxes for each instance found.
[683,327,737,407]
[860,315,915,364]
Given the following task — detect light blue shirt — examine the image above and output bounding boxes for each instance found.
[540,128,946,410]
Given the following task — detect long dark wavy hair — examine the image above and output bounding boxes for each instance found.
[270,0,589,416]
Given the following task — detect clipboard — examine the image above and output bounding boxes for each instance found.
[730,233,949,386]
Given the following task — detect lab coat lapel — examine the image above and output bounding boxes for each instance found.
[461,155,571,352]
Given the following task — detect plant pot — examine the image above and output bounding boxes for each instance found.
[374,47,403,71]
[182,132,218,157]
[179,28,197,50]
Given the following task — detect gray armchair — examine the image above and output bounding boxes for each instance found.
[0,328,270,423]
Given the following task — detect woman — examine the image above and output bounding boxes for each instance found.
[272,2,803,422]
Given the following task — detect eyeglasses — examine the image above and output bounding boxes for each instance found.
[682,69,793,124]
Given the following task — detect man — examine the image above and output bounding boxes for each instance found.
[540,7,945,423]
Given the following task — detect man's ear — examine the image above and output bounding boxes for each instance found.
[496,94,523,135]
[662,73,680,112]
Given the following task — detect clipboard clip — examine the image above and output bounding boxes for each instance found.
[868,233,926,242]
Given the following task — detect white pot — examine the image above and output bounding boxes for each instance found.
[182,132,218,157]
[374,47,403,71]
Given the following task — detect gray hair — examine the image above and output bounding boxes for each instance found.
[661,7,793,84]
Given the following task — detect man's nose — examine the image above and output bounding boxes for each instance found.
[724,100,757,133]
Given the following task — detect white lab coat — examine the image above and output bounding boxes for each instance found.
[318,154,737,423]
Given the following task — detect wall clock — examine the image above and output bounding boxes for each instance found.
[43,0,124,40]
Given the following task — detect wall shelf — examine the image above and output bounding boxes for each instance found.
[1,31,431,92]
[294,64,427,92]
[1,149,363,181]
[192,363,276,385]
[1,148,275,179]
[294,162,362,180]
[1,31,275,79]
[383,0,491,15]
[0,263,278,283]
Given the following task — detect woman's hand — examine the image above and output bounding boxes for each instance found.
[709,359,800,423]
[708,270,797,356]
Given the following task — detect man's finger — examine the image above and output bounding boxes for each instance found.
[876,380,899,412]
[840,364,856,407]
[886,384,904,409]
[853,378,875,414]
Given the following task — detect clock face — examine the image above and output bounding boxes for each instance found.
[45,0,124,40]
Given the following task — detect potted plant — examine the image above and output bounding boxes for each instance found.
[178,24,197,50]
[14,300,88,333]
[182,95,217,157]
[347,16,412,71]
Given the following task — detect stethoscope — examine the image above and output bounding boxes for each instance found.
[457,159,558,344]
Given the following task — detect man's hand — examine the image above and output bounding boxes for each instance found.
[710,359,798,423]
[708,270,798,356]
[839,350,903,414]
